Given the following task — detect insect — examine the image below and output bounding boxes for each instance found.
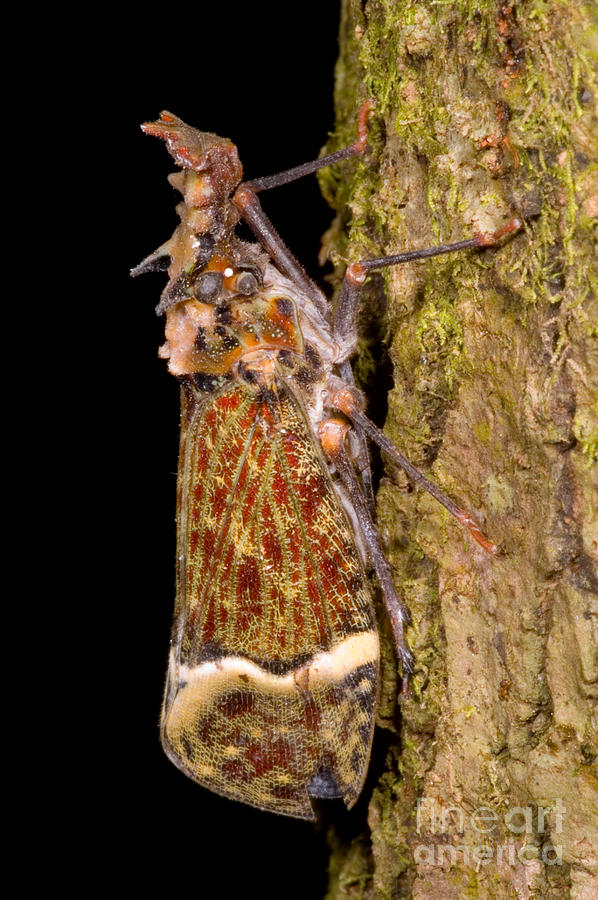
[133,103,521,820]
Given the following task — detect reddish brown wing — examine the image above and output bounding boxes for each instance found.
[161,379,379,819]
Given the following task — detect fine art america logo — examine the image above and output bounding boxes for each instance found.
[414,798,565,867]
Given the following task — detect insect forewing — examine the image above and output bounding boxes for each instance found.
[161,379,380,819]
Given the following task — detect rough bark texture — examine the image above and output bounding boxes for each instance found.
[320,2,597,898]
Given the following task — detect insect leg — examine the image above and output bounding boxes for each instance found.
[325,379,499,555]
[318,418,413,679]
[327,220,522,547]
[232,101,373,320]
[241,100,372,193]
[333,219,523,352]
[233,186,330,318]
[338,360,376,515]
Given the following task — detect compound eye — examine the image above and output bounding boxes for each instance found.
[236,271,259,296]
[194,271,223,301]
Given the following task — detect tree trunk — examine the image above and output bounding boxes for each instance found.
[321,2,597,898]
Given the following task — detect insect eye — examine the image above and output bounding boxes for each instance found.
[236,271,259,296]
[194,271,223,301]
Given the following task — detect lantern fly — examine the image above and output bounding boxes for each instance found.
[132,104,522,819]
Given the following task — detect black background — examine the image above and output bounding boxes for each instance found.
[89,5,381,897]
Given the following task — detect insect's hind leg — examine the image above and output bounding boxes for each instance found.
[338,360,375,515]
[318,417,414,681]
[324,378,499,555]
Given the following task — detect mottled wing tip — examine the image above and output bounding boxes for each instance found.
[140,110,237,172]
[307,768,343,800]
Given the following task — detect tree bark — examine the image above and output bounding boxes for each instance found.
[321,2,597,898]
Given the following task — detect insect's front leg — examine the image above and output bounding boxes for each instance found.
[318,417,414,680]
[232,187,330,318]
[241,100,372,194]
[232,100,374,321]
